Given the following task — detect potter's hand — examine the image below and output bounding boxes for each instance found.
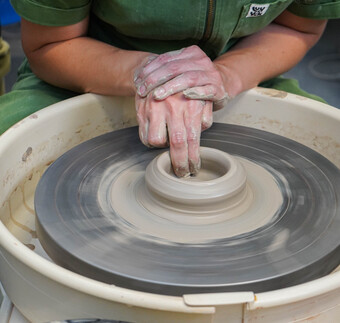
[136,92,213,177]
[134,45,229,111]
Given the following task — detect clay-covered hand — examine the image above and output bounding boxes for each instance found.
[134,45,229,110]
[136,92,213,177]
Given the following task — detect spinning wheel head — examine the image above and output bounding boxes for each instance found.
[35,124,340,295]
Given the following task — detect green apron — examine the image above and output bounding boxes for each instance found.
[1,0,339,135]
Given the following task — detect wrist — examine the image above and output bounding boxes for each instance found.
[115,49,153,96]
[213,61,244,99]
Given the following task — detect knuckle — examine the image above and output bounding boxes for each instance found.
[146,102,155,114]
[170,131,186,147]
[186,128,199,143]
[148,134,167,147]
[166,61,181,74]
[186,71,200,85]
[144,75,156,88]
[199,56,213,67]
[188,45,203,55]
[159,48,182,62]
[168,105,180,116]
[189,45,199,51]
[187,101,204,114]
[158,53,170,64]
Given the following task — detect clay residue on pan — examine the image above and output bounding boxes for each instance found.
[227,114,340,168]
[22,147,33,162]
[255,88,288,99]
[0,111,138,243]
[0,173,38,243]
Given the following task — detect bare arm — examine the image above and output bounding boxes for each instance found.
[21,17,151,96]
[132,11,327,108]
[214,10,327,98]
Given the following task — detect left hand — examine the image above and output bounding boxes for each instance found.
[134,45,229,110]
[136,92,213,177]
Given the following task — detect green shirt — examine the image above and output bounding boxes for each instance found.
[10,0,340,59]
[0,0,334,135]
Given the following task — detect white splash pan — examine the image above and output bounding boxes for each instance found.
[0,88,339,323]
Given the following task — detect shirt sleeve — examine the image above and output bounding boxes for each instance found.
[10,0,91,26]
[288,0,340,19]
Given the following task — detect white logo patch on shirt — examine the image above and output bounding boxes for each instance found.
[246,4,270,17]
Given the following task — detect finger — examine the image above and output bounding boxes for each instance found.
[183,84,227,102]
[201,101,213,131]
[137,45,206,82]
[184,100,204,175]
[137,57,210,97]
[133,54,158,84]
[166,101,189,177]
[146,98,168,147]
[213,95,229,111]
[135,95,150,147]
[184,86,229,111]
[153,70,214,100]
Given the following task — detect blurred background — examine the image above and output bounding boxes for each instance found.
[1,0,340,107]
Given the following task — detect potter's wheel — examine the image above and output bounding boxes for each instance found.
[34,123,340,296]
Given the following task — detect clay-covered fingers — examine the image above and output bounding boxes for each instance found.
[134,45,229,111]
[201,101,213,131]
[152,69,225,100]
[135,93,168,148]
[134,45,214,97]
[135,94,191,176]
[167,108,190,177]
[134,45,205,90]
[167,98,212,177]
[135,95,150,147]
[133,54,158,85]
[183,84,230,111]
[183,100,207,175]
[135,93,213,177]
[138,57,210,97]
[146,97,168,147]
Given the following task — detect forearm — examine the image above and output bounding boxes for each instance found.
[21,19,150,96]
[214,12,327,98]
[30,38,149,96]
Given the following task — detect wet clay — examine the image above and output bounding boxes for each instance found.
[110,147,283,243]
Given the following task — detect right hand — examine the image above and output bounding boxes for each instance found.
[135,92,213,177]
[134,45,229,111]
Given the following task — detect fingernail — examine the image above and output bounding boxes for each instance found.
[174,166,190,178]
[154,87,166,99]
[147,55,158,64]
[189,158,201,175]
[138,84,146,96]
[134,76,141,84]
